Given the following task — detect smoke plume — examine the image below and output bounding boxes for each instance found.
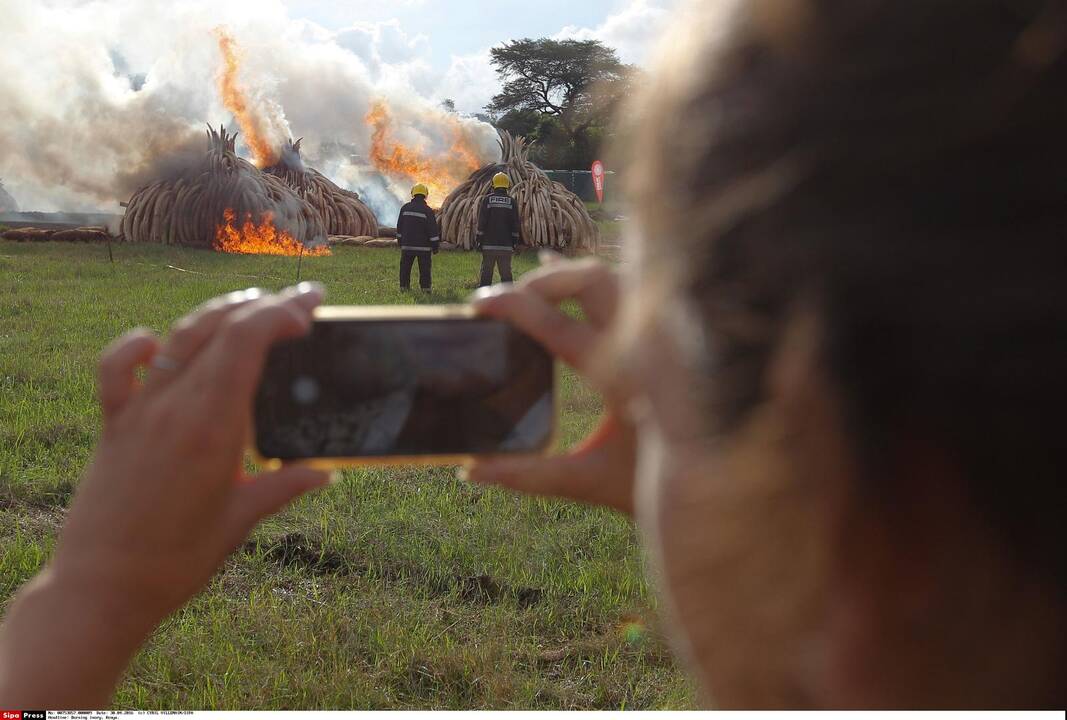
[0,0,500,218]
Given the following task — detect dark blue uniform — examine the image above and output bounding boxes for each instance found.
[396,195,439,291]
[476,188,523,286]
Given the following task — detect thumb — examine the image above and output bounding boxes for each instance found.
[227,465,333,538]
[465,415,635,515]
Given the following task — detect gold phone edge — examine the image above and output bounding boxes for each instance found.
[313,304,478,320]
[250,420,558,470]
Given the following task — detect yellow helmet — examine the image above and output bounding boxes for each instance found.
[491,172,511,189]
[411,183,429,198]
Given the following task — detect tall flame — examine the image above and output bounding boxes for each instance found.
[365,100,486,202]
[215,208,330,256]
[215,28,280,167]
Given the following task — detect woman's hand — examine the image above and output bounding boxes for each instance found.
[0,283,331,707]
[467,256,636,515]
[58,282,330,618]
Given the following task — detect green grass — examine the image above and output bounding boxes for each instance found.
[0,241,692,709]
[583,202,624,246]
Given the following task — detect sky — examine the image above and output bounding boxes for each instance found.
[283,0,681,113]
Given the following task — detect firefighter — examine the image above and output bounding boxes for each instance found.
[396,183,440,292]
[476,172,523,287]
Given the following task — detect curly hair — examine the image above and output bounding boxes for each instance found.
[628,0,1067,590]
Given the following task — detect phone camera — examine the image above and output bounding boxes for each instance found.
[292,375,320,404]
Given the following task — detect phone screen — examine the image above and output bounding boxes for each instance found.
[253,317,554,460]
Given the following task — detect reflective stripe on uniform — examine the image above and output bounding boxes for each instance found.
[482,245,512,251]
[401,246,433,252]
[429,236,440,242]
[402,211,427,218]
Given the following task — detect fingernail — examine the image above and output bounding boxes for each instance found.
[295,281,324,296]
[469,283,512,304]
[328,470,340,485]
[538,249,562,265]
[288,281,325,310]
[243,287,265,301]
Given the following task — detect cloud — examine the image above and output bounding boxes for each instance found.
[333,19,429,69]
[434,50,499,116]
[556,0,677,65]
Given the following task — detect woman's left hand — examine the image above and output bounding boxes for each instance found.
[0,283,331,707]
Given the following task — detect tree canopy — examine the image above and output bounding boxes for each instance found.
[487,38,633,169]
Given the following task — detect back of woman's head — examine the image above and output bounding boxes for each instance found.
[631,0,1066,594]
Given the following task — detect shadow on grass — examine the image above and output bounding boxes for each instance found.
[245,532,544,609]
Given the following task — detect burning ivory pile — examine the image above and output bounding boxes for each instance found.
[121,126,327,253]
[265,139,378,238]
[438,131,599,252]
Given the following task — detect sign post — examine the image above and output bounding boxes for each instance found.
[591,160,605,204]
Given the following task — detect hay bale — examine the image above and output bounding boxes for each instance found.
[1,228,55,242]
[439,130,599,252]
[265,139,378,237]
[364,237,398,248]
[327,234,376,247]
[52,227,110,243]
[121,125,326,250]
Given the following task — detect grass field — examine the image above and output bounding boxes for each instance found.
[0,240,692,709]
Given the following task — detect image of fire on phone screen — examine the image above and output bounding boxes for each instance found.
[253,307,555,465]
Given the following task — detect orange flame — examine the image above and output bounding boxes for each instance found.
[215,28,279,167]
[214,208,330,256]
[365,100,485,202]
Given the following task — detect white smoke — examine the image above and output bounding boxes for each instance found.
[0,0,499,219]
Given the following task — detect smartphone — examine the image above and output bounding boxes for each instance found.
[253,305,555,466]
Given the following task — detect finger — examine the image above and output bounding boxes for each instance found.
[192,283,324,398]
[226,465,333,541]
[465,450,632,515]
[473,288,599,369]
[144,288,267,390]
[538,249,562,265]
[473,259,618,328]
[146,283,323,391]
[97,328,161,424]
[519,258,618,327]
[465,415,635,514]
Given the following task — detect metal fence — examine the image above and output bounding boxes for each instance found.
[543,170,615,203]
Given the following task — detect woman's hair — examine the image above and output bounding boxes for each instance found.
[629,0,1066,589]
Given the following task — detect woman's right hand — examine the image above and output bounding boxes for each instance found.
[468,255,636,515]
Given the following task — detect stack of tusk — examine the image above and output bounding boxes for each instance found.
[120,125,327,250]
[438,130,599,252]
[264,138,378,238]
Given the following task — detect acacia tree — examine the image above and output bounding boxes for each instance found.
[487,39,631,167]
